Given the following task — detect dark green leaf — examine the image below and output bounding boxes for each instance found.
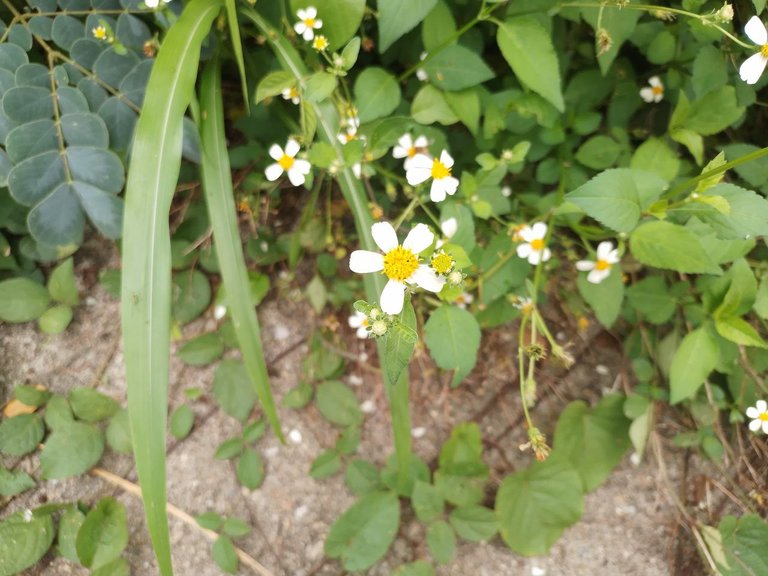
[172,269,211,324]
[0,414,45,456]
[717,514,768,575]
[106,409,132,453]
[221,517,251,538]
[69,388,119,422]
[412,480,444,523]
[449,505,498,542]
[40,421,104,479]
[213,360,258,422]
[421,44,494,92]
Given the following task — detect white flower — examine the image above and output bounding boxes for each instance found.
[352,162,362,179]
[145,0,171,7]
[406,150,459,203]
[294,6,323,41]
[337,126,358,145]
[455,292,474,309]
[348,310,369,339]
[516,222,551,265]
[349,222,445,314]
[281,86,300,105]
[576,241,620,284]
[740,16,768,84]
[501,185,511,197]
[392,133,428,170]
[513,296,534,314]
[416,51,428,81]
[639,76,664,103]
[746,399,768,434]
[265,138,311,186]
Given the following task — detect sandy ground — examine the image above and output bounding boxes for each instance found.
[0,252,685,576]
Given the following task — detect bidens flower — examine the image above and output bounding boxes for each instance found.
[92,26,108,40]
[294,6,323,41]
[265,138,311,186]
[349,222,445,314]
[640,76,664,103]
[348,310,370,339]
[282,86,300,105]
[740,16,768,85]
[406,150,460,203]
[393,133,428,170]
[516,222,551,265]
[576,241,620,284]
[312,35,329,52]
[746,399,768,434]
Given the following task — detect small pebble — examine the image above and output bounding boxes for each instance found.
[348,374,363,386]
[532,567,546,576]
[411,427,426,438]
[274,325,290,341]
[361,400,376,413]
[595,364,610,376]
[288,429,302,444]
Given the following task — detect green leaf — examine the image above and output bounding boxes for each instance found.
[341,37,361,69]
[178,332,224,365]
[236,448,265,489]
[671,127,704,165]
[552,395,631,491]
[0,513,55,576]
[411,85,459,125]
[378,0,437,52]
[170,404,194,439]
[495,457,584,555]
[692,45,728,99]
[40,420,104,479]
[438,422,488,478]
[716,259,758,318]
[3,86,53,122]
[106,409,132,454]
[76,497,128,569]
[69,387,119,422]
[577,266,624,328]
[316,380,363,426]
[199,60,282,441]
[57,507,85,563]
[427,520,455,564]
[0,414,45,456]
[325,491,400,571]
[92,558,130,576]
[424,306,481,386]
[345,459,382,496]
[213,359,258,423]
[0,467,35,497]
[449,505,498,542]
[0,277,50,322]
[44,394,74,429]
[353,67,401,123]
[717,514,768,576]
[646,29,675,64]
[422,1,456,51]
[412,480,445,523]
[195,512,223,531]
[434,472,485,507]
[421,44,494,92]
[671,87,744,136]
[444,89,480,135]
[669,326,719,403]
[310,449,342,479]
[222,517,251,538]
[290,0,366,50]
[38,304,73,334]
[575,135,621,170]
[14,385,51,407]
[715,316,768,349]
[393,561,435,576]
[630,221,721,274]
[497,17,564,112]
[626,276,680,324]
[254,70,294,104]
[383,300,418,385]
[212,535,238,574]
[566,168,667,233]
[694,183,768,241]
[282,380,314,409]
[172,269,211,324]
[305,71,338,103]
[581,4,640,74]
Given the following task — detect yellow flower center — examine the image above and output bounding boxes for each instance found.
[530,238,545,251]
[407,146,416,158]
[313,36,328,50]
[595,259,611,271]
[760,413,768,422]
[431,158,451,180]
[382,245,419,282]
[93,27,107,39]
[762,44,768,57]
[278,154,294,171]
[651,85,663,96]
[431,253,454,275]
[304,17,316,27]
[289,87,299,99]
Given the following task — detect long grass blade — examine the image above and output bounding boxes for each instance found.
[225,0,250,114]
[121,2,223,574]
[198,58,283,441]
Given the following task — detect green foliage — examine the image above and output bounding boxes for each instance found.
[316,380,363,426]
[40,420,104,479]
[76,497,129,569]
[213,359,258,423]
[0,414,44,456]
[0,278,50,322]
[716,514,768,575]
[0,512,54,576]
[424,305,481,386]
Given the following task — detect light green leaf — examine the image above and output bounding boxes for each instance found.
[213,360,258,423]
[497,17,564,112]
[310,449,342,479]
[495,457,584,556]
[412,481,445,523]
[424,306,481,386]
[669,326,719,403]
[378,0,437,52]
[212,535,238,574]
[0,467,35,497]
[421,44,494,92]
[237,448,265,489]
[717,514,768,576]
[384,300,418,385]
[672,87,744,136]
[316,380,363,426]
[38,304,73,334]
[581,4,640,74]
[40,420,104,479]
[630,137,679,181]
[692,45,728,99]
[715,316,768,349]
[69,387,119,422]
[715,258,757,318]
[0,414,45,456]
[422,1,456,50]
[76,497,128,569]
[444,89,480,135]
[57,507,85,563]
[427,520,455,564]
[449,505,498,542]
[346,459,381,495]
[630,221,721,274]
[178,332,224,366]
[626,276,680,324]
[254,71,294,104]
[0,277,50,322]
[393,561,435,576]
[577,265,624,328]
[552,395,631,491]
[305,71,338,103]
[325,491,400,571]
[106,409,132,454]
[170,404,194,440]
[411,85,458,125]
[172,269,211,324]
[438,422,488,478]
[575,135,621,170]
[0,513,55,576]
[353,67,400,122]
[221,517,251,538]
[695,183,768,241]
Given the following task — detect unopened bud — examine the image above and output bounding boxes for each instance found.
[371,320,388,336]
[715,3,733,23]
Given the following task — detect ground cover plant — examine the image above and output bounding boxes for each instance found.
[1,0,768,574]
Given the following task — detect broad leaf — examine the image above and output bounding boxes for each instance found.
[76,498,128,569]
[630,221,721,274]
[669,326,719,403]
[0,513,55,576]
[378,0,437,52]
[424,305,481,386]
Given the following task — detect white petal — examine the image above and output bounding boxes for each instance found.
[653,92,664,103]
[285,138,300,157]
[406,166,431,186]
[292,159,311,175]
[356,326,368,339]
[409,153,434,171]
[372,221,398,253]
[396,134,413,151]
[393,145,409,159]
[762,420,768,435]
[416,69,428,81]
[531,222,548,239]
[576,260,595,271]
[528,251,542,265]
[442,176,459,196]
[739,52,767,85]
[411,265,445,292]
[541,248,551,262]
[303,28,314,40]
[268,144,284,161]
[265,163,283,181]
[294,22,307,35]
[348,312,364,328]
[516,243,532,258]
[305,6,317,18]
[749,418,762,431]
[349,250,384,273]
[430,180,447,202]
[403,223,434,253]
[639,87,655,103]
[287,166,307,186]
[746,406,760,418]
[439,150,454,168]
[441,217,458,239]
[648,76,662,88]
[745,16,768,45]
[587,268,610,284]
[596,241,614,259]
[146,0,159,7]
[314,19,323,29]
[296,8,307,19]
[414,135,429,148]
[352,163,362,179]
[380,280,406,314]
[518,226,535,242]
[757,399,767,412]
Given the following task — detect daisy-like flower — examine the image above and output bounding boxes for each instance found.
[430,250,455,276]
[393,133,428,170]
[145,0,171,7]
[312,35,329,52]
[416,51,428,82]
[454,292,474,309]
[740,16,768,84]
[342,107,360,130]
[294,6,323,41]
[337,126,358,145]
[265,138,311,186]
[576,241,620,284]
[406,150,460,203]
[639,76,664,103]
[512,296,534,315]
[516,222,551,265]
[747,400,768,434]
[435,217,457,249]
[349,222,445,314]
[282,85,300,105]
[348,310,370,339]
[92,26,108,41]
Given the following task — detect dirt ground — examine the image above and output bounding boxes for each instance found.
[0,247,692,576]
